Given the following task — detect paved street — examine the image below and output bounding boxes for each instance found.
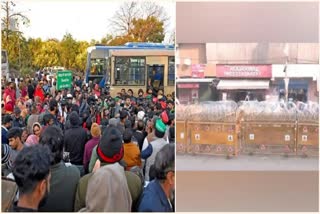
[177,154,319,171]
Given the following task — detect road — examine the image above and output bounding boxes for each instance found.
[177,154,319,171]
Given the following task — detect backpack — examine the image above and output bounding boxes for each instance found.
[1,177,18,212]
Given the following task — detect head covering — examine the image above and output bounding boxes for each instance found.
[91,123,101,138]
[160,111,169,124]
[160,101,167,110]
[14,107,21,115]
[81,163,132,212]
[32,122,42,133]
[137,111,145,120]
[155,118,166,133]
[66,94,73,99]
[2,144,11,164]
[69,111,80,126]
[97,127,124,164]
[120,110,128,120]
[108,118,118,127]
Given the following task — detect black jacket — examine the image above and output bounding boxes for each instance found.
[64,125,87,165]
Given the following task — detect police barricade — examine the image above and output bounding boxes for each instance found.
[186,101,239,157]
[176,105,188,154]
[296,102,319,157]
[238,102,296,156]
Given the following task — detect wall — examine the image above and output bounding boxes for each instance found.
[176,43,206,77]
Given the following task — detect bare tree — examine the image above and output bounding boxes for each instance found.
[109,1,170,37]
[1,0,30,40]
[109,1,140,35]
[140,2,169,23]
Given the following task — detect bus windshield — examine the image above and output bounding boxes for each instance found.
[90,58,106,75]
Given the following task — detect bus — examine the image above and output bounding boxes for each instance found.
[1,50,9,80]
[85,42,175,97]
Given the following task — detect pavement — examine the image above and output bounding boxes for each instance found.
[177,153,319,171]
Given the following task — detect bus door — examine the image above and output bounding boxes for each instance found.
[147,64,164,93]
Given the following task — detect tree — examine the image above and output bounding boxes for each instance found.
[75,41,89,72]
[60,33,79,69]
[27,37,43,69]
[35,39,61,69]
[109,1,169,37]
[130,16,164,43]
[109,1,140,35]
[1,0,30,42]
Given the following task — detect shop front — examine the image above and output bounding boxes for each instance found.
[271,64,320,103]
[215,64,272,102]
[176,78,214,104]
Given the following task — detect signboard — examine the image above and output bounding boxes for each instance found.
[216,65,272,78]
[191,64,205,78]
[177,83,199,89]
[57,71,72,90]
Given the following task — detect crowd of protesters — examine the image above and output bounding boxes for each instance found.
[1,71,175,212]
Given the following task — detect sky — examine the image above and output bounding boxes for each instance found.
[14,0,175,43]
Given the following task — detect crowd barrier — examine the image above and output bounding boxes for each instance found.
[176,101,319,157]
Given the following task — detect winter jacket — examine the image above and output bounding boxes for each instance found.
[142,137,168,181]
[83,137,100,173]
[39,161,80,212]
[138,179,173,212]
[74,162,142,212]
[64,125,87,165]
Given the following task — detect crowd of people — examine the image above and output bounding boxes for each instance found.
[1,72,175,212]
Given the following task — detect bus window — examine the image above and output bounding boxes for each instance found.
[90,58,106,75]
[168,56,175,86]
[114,57,145,86]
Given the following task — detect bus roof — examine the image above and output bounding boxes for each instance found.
[87,42,174,53]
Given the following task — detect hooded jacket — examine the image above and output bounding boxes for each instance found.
[79,163,132,212]
[74,162,142,212]
[64,112,88,165]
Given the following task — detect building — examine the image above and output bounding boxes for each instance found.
[176,43,320,103]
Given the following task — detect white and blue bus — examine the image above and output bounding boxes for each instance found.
[85,42,175,96]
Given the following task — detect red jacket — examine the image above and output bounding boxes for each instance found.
[34,86,45,102]
[3,87,16,104]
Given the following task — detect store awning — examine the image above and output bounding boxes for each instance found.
[176,78,213,83]
[217,80,270,90]
[177,83,199,89]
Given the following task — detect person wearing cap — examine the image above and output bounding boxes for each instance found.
[138,144,175,212]
[38,126,80,212]
[12,107,25,128]
[74,127,143,212]
[2,115,13,145]
[83,123,101,174]
[142,118,168,182]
